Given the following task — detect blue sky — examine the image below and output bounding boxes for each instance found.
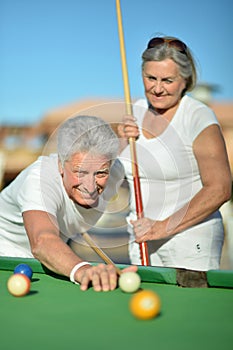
[1,0,232,125]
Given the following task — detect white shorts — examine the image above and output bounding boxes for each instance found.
[128,218,224,271]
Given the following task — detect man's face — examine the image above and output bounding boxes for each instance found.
[59,152,111,208]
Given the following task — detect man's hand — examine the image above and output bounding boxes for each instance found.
[76,263,138,292]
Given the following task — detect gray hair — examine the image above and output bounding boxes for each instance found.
[57,115,119,167]
[142,36,197,94]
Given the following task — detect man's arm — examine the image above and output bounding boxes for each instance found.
[23,210,137,291]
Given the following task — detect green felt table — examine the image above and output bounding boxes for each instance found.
[1,257,233,350]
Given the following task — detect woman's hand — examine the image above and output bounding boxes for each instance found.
[118,114,140,139]
[130,218,171,242]
[75,263,138,292]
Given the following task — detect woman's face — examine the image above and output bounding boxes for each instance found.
[59,152,111,208]
[142,58,187,112]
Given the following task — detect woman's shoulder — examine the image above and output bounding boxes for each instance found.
[179,95,218,124]
[134,98,148,107]
[179,95,219,141]
[182,95,214,113]
[132,99,148,124]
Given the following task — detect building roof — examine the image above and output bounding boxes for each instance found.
[38,98,129,135]
[1,97,233,178]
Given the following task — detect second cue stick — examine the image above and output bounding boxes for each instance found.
[116,0,150,266]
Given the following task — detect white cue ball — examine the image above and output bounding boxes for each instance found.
[119,272,141,293]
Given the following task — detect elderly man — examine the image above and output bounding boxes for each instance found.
[0,115,137,291]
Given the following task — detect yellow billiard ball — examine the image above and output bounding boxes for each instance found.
[129,289,161,320]
[7,273,31,297]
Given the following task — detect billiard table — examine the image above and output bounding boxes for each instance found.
[1,257,233,350]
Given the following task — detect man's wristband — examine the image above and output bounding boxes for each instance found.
[70,262,91,284]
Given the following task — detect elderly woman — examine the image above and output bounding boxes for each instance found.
[118,36,232,271]
[0,115,137,291]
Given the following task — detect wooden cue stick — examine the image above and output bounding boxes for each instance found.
[81,232,122,275]
[116,0,150,266]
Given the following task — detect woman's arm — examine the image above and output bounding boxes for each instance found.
[131,124,232,241]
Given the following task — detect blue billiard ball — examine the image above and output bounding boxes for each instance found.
[14,263,33,280]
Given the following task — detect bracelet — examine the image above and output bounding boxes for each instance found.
[70,262,91,284]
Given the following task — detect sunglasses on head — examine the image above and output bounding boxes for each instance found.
[147,37,187,54]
